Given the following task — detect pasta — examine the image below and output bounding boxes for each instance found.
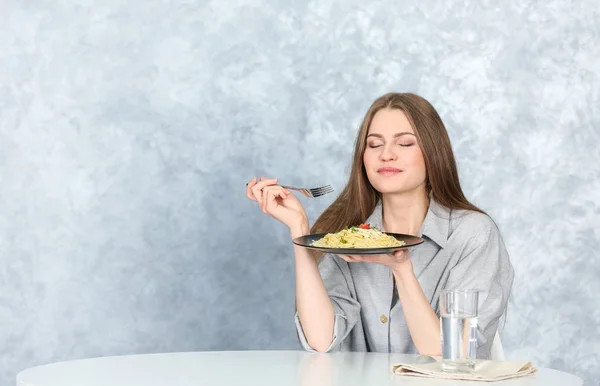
[311,223,405,248]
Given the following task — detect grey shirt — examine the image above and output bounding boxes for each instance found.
[294,198,514,359]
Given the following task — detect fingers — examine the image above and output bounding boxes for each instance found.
[339,250,411,268]
[246,177,258,200]
[339,254,363,263]
[261,185,290,215]
[338,254,352,262]
[339,253,403,264]
[263,189,278,214]
[249,176,278,202]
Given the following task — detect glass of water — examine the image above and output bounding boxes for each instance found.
[440,289,479,373]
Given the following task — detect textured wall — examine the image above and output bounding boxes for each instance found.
[1,0,598,385]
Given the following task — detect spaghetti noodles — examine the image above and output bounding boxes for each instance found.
[311,223,405,249]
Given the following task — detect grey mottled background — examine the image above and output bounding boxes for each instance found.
[1,0,599,385]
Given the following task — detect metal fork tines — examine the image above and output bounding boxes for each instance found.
[281,184,334,198]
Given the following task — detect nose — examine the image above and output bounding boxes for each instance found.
[379,144,398,161]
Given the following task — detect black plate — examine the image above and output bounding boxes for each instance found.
[292,232,424,255]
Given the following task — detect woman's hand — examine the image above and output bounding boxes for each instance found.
[246,176,309,236]
[338,249,413,277]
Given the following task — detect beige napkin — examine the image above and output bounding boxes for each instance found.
[392,359,538,382]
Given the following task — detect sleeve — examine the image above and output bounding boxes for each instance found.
[443,218,515,359]
[294,253,361,352]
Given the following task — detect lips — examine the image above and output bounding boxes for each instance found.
[377,167,403,176]
[378,167,401,172]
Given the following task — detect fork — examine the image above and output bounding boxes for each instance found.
[280,184,334,198]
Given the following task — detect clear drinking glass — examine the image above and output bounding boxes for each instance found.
[440,289,479,373]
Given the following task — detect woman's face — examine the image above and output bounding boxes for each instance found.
[363,108,427,195]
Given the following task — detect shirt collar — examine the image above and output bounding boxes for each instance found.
[365,197,449,249]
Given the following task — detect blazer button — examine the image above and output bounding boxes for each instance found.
[380,315,388,323]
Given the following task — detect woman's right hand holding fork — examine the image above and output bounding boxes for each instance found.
[246,177,310,238]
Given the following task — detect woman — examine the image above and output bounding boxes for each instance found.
[245,92,514,359]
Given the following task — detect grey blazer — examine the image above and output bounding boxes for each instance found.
[294,198,514,359]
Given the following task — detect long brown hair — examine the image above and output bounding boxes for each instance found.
[311,92,485,234]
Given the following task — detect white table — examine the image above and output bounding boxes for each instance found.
[17,350,583,386]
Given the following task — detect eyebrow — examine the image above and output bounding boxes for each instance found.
[367,132,415,138]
